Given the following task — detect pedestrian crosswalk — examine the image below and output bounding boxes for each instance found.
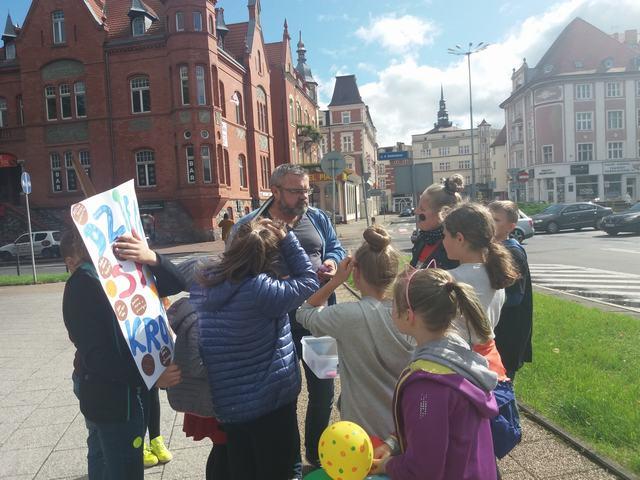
[530,264,640,311]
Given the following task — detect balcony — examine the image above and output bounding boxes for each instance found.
[0,127,26,143]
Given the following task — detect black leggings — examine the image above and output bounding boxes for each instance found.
[146,387,161,439]
[206,443,230,480]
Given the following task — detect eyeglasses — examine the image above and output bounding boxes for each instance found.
[278,187,312,195]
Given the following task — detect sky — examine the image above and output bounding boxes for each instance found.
[5,0,640,146]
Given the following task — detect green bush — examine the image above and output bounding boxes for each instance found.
[517,202,550,216]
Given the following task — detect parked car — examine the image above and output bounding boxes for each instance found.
[532,202,613,233]
[600,202,640,236]
[0,231,61,261]
[399,207,415,217]
[512,210,535,243]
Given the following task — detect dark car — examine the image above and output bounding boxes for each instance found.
[600,202,640,236]
[399,207,415,217]
[532,202,613,233]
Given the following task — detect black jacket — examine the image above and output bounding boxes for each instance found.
[63,254,185,422]
[410,231,458,270]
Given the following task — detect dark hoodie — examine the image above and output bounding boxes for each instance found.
[386,334,499,480]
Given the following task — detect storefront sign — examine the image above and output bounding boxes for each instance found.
[570,164,589,175]
[536,168,559,178]
[0,153,17,167]
[603,161,640,174]
[309,172,347,182]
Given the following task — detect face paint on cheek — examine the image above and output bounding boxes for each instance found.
[418,214,426,221]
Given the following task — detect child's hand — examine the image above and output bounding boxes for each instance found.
[156,364,181,388]
[373,443,392,461]
[332,256,355,284]
[259,218,287,241]
[369,457,390,475]
[113,229,158,265]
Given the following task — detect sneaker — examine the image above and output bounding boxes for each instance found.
[143,443,159,467]
[150,435,173,463]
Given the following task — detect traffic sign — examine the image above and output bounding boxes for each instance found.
[517,171,529,183]
[320,151,347,177]
[21,171,32,194]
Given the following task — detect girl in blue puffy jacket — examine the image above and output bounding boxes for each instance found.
[191,218,319,480]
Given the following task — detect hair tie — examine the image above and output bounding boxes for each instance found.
[445,281,455,293]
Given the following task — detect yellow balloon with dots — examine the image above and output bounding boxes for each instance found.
[318,421,373,480]
[105,279,118,298]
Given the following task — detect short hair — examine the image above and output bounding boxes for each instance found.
[488,200,519,224]
[270,163,308,187]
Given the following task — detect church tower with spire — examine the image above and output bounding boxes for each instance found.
[435,85,453,129]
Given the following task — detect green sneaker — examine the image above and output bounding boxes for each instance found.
[143,443,159,467]
[150,435,173,463]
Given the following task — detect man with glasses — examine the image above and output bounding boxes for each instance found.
[228,163,345,476]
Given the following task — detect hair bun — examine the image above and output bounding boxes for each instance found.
[363,225,391,252]
[444,174,465,195]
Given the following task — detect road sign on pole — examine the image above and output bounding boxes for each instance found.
[320,152,347,225]
[517,171,530,183]
[21,171,37,284]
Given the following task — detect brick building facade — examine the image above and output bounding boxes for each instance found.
[0,0,316,243]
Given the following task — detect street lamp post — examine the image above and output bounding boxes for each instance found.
[447,42,489,200]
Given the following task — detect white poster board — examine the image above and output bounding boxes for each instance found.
[70,179,173,389]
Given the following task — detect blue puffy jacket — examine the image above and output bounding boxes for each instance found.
[191,232,319,424]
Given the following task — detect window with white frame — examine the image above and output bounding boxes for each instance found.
[238,154,247,188]
[438,146,449,156]
[607,141,623,159]
[542,145,553,163]
[176,11,184,31]
[438,162,450,171]
[341,134,353,152]
[0,98,7,127]
[136,150,156,187]
[607,110,623,129]
[193,11,203,31]
[60,84,72,119]
[196,66,206,105]
[180,66,190,105]
[296,102,301,123]
[208,15,214,34]
[424,147,431,156]
[74,82,86,117]
[577,143,593,162]
[64,151,77,191]
[576,112,592,131]
[131,76,150,113]
[575,83,592,100]
[186,145,196,183]
[132,16,145,36]
[458,145,470,155]
[458,160,471,169]
[45,86,57,120]
[320,135,327,156]
[201,146,212,183]
[465,176,471,185]
[50,152,63,192]
[52,11,65,44]
[233,91,243,124]
[288,97,294,123]
[5,42,15,60]
[79,150,91,177]
[342,111,351,124]
[606,81,621,97]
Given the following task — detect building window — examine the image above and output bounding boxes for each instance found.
[458,160,471,169]
[196,65,206,105]
[260,155,270,188]
[132,16,145,36]
[607,141,623,160]
[296,102,301,123]
[50,152,63,192]
[45,86,57,120]
[542,145,553,163]
[320,135,327,156]
[576,112,592,131]
[342,111,351,124]
[186,145,196,183]
[17,96,24,125]
[217,145,225,184]
[60,84,72,119]
[575,83,592,100]
[208,15,214,34]
[606,82,621,97]
[193,11,202,31]
[64,152,77,191]
[223,149,230,185]
[136,150,156,187]
[79,151,91,177]
[289,97,294,123]
[438,147,449,156]
[74,82,86,117]
[232,91,243,124]
[219,81,226,116]
[341,134,353,152]
[238,154,247,187]
[202,146,212,183]
[424,148,431,156]
[131,76,151,113]
[52,10,65,44]
[180,66,190,105]
[439,162,450,171]
[458,145,470,155]
[256,87,268,132]
[176,11,184,31]
[607,110,623,129]
[5,42,15,60]
[577,143,593,162]
[0,98,7,127]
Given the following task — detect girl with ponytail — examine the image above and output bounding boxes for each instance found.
[296,225,414,440]
[370,268,498,479]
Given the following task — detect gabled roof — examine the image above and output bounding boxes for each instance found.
[102,0,163,38]
[478,119,490,127]
[328,75,363,107]
[224,22,248,61]
[128,0,158,20]
[490,126,507,147]
[3,13,17,40]
[264,41,284,66]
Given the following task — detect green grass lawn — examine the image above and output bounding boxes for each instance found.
[517,292,640,474]
[0,272,69,286]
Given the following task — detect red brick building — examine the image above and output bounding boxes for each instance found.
[0,0,315,243]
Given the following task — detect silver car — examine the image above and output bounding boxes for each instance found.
[513,210,534,243]
[0,230,62,260]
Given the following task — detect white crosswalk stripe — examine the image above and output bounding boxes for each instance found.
[530,264,640,311]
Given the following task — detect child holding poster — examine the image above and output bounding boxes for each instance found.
[192,219,319,479]
[62,227,185,480]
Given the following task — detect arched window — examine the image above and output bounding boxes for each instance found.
[304,110,309,125]
[238,154,247,187]
[256,86,268,132]
[232,91,243,124]
[219,81,226,116]
[130,76,151,113]
[0,98,7,128]
[180,66,190,105]
[289,97,294,123]
[196,65,206,105]
[296,102,301,124]
[135,150,156,187]
[217,144,225,184]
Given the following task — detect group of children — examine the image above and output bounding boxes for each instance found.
[62,173,533,480]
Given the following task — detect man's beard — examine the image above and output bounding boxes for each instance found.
[279,198,308,217]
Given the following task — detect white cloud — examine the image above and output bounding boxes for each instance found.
[358,0,640,146]
[355,14,439,54]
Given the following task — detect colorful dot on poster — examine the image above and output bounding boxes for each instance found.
[105,279,117,298]
[132,436,143,448]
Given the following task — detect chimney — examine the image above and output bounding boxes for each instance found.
[624,29,638,45]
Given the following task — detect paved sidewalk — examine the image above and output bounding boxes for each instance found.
[0,281,626,479]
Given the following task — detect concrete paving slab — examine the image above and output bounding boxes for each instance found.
[0,446,51,476]
[0,423,68,452]
[0,405,37,425]
[38,389,78,409]
[0,389,52,408]
[33,447,89,479]
[0,421,20,446]
[21,405,79,429]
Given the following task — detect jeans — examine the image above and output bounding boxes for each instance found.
[72,373,105,480]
